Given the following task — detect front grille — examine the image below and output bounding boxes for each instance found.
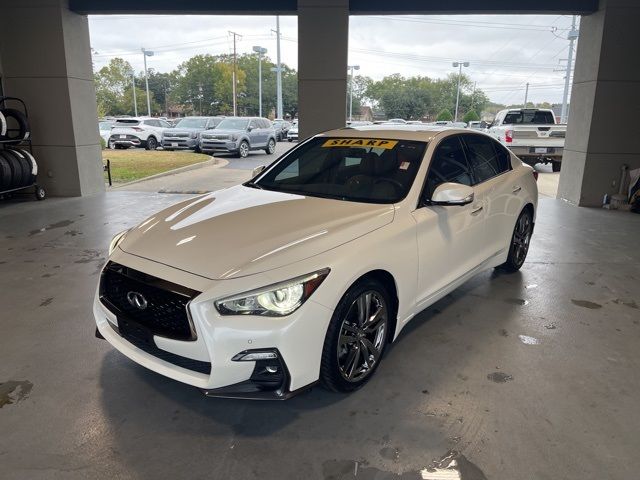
[202,134,229,140]
[166,132,189,138]
[99,262,199,341]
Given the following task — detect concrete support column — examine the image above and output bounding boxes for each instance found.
[297,0,348,141]
[0,0,104,196]
[558,0,640,206]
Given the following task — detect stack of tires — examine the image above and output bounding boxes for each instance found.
[0,104,44,200]
[0,148,38,192]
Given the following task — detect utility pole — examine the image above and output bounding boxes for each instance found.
[524,82,530,107]
[141,48,154,116]
[229,31,241,116]
[348,65,360,122]
[129,70,138,117]
[271,17,283,119]
[253,46,267,117]
[452,61,470,122]
[560,15,579,124]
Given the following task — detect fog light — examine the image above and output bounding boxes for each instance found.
[232,350,278,362]
[265,366,278,373]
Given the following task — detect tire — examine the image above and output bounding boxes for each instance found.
[12,148,37,184]
[35,185,46,201]
[320,278,391,393]
[498,208,534,273]
[0,108,30,144]
[288,138,293,142]
[145,136,158,150]
[2,149,28,188]
[552,161,561,172]
[0,153,12,191]
[237,140,250,158]
[265,138,276,155]
[108,138,116,150]
[0,110,6,137]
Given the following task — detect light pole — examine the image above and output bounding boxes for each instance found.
[560,15,579,124]
[128,69,138,117]
[348,65,360,122]
[253,46,267,117]
[452,61,470,122]
[141,48,154,116]
[270,16,283,119]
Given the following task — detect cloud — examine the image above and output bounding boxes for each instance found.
[89,13,577,105]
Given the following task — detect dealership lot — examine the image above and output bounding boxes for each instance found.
[1,192,639,479]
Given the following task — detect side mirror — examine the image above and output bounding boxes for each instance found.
[252,165,266,178]
[247,125,254,132]
[429,183,474,206]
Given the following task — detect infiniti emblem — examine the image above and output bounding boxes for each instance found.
[126,291,148,310]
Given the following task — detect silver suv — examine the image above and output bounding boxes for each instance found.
[162,116,224,151]
[199,117,277,158]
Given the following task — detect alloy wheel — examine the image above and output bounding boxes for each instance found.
[337,291,388,383]
[239,142,249,158]
[512,213,532,266]
[267,139,275,154]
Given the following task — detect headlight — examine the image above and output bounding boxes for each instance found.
[108,230,128,255]
[215,268,330,316]
[190,132,198,139]
[231,134,238,142]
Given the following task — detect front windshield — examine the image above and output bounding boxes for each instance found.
[175,118,208,129]
[252,137,427,204]
[217,118,250,130]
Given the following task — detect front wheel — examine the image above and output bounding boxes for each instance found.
[499,208,533,272]
[552,161,561,172]
[265,138,276,155]
[237,140,250,158]
[320,279,391,393]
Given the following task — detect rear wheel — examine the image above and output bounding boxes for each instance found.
[320,279,391,393]
[145,136,158,150]
[265,138,276,155]
[552,161,561,172]
[499,208,533,272]
[108,139,116,150]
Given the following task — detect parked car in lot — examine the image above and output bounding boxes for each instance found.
[272,119,290,141]
[487,108,566,171]
[96,126,537,399]
[468,121,487,130]
[199,117,277,157]
[99,119,115,147]
[109,117,171,150]
[162,116,224,151]
[287,121,299,142]
[346,121,373,127]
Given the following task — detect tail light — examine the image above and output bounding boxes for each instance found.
[132,127,143,132]
[532,170,538,181]
[505,129,513,143]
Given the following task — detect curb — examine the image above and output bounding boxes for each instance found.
[109,156,229,188]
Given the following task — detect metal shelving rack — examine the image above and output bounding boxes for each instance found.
[0,96,46,200]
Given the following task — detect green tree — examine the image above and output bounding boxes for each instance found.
[366,74,432,119]
[463,110,480,123]
[436,109,453,121]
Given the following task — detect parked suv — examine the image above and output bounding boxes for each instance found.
[199,117,277,157]
[109,117,171,150]
[272,119,290,141]
[287,120,299,142]
[162,116,224,151]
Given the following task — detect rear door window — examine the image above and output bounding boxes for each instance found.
[463,134,511,183]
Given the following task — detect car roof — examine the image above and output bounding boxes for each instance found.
[319,124,467,142]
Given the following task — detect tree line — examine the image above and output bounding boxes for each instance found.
[94,54,490,121]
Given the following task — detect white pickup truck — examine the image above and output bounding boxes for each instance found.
[488,108,566,172]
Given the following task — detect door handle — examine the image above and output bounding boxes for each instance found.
[512,185,522,193]
[471,205,483,214]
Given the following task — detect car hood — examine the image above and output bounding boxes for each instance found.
[118,185,395,280]
[167,128,203,134]
[205,128,243,136]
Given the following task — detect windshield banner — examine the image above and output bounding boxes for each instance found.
[321,138,399,149]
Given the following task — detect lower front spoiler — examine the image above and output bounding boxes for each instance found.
[201,380,318,401]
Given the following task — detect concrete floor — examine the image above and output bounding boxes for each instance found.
[1,192,639,480]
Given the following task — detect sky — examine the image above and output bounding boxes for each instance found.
[89,14,579,106]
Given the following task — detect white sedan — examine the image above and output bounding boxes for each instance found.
[94,126,537,399]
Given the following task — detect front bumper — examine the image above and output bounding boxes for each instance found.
[93,255,332,399]
[287,133,298,141]
[199,139,239,153]
[162,137,197,150]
